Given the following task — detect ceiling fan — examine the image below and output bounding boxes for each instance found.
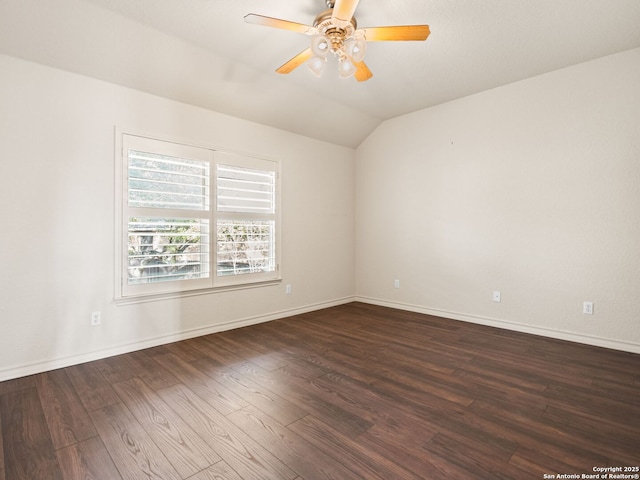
[244,0,430,82]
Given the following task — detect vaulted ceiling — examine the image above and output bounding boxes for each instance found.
[2,0,640,147]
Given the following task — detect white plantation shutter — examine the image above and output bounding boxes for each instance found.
[128,151,209,210]
[118,134,279,299]
[217,164,275,214]
[127,217,210,284]
[216,219,275,276]
[215,156,278,282]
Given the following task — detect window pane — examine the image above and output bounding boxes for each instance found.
[217,164,275,214]
[128,217,210,285]
[217,220,275,276]
[129,150,210,210]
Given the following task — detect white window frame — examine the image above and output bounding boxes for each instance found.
[115,131,281,301]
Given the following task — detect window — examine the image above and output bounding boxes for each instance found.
[117,134,279,299]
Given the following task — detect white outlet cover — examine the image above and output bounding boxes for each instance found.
[493,291,501,302]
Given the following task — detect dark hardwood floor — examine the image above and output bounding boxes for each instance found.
[1,302,639,479]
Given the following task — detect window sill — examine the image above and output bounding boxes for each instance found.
[114,278,282,306]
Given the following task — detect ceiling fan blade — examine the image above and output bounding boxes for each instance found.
[353,61,373,82]
[276,48,313,74]
[244,14,317,35]
[332,0,360,26]
[360,25,431,41]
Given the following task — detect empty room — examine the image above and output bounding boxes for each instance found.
[1,0,639,478]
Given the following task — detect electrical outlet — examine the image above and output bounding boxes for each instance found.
[394,279,400,289]
[91,311,102,326]
[583,301,593,315]
[285,284,292,294]
[493,291,501,302]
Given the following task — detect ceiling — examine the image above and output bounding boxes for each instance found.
[1,0,640,148]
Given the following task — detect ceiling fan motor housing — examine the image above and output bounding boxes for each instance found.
[313,9,357,53]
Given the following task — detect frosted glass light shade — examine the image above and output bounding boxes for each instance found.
[338,57,356,79]
[310,35,330,57]
[307,55,327,77]
[345,37,367,62]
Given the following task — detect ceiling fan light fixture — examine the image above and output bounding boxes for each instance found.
[337,57,356,79]
[310,34,330,57]
[344,36,367,62]
[307,55,328,77]
[244,0,431,83]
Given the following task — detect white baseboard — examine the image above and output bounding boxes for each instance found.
[354,296,640,354]
[5,295,635,382]
[0,296,355,382]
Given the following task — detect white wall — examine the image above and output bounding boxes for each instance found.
[355,47,640,352]
[0,54,355,381]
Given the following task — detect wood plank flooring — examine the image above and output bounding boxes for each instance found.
[1,302,639,479]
